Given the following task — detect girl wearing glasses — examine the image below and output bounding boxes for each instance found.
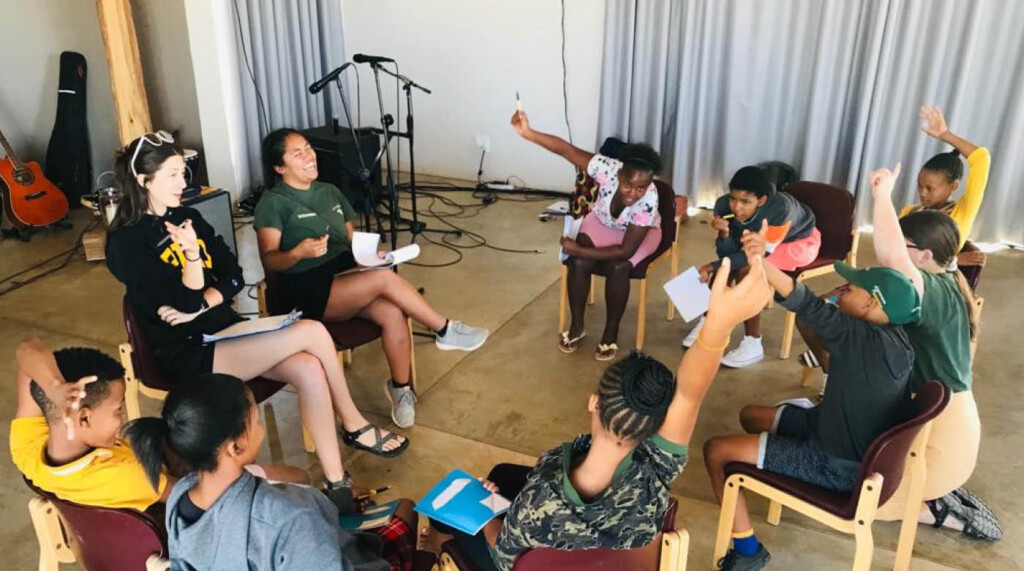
[105,132,407,505]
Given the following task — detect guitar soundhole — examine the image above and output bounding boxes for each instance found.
[13,169,35,185]
[26,191,48,201]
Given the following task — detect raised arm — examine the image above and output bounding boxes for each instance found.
[658,254,772,446]
[920,105,979,158]
[511,110,594,172]
[15,338,96,436]
[870,163,924,297]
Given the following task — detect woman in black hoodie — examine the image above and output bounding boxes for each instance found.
[105,133,407,502]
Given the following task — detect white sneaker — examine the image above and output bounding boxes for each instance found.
[721,336,764,368]
[385,381,417,428]
[682,316,706,348]
[435,320,489,351]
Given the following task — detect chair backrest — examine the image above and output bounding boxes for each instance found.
[261,269,289,316]
[846,381,950,511]
[512,499,678,571]
[24,478,166,571]
[784,181,855,261]
[653,179,678,249]
[122,296,174,392]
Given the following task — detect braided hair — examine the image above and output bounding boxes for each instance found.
[597,351,676,442]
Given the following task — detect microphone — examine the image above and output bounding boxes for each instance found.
[308,62,353,94]
[352,53,394,65]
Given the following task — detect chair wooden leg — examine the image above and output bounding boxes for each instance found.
[558,266,568,332]
[893,425,932,571]
[779,309,796,359]
[344,349,353,366]
[852,522,875,571]
[262,403,284,465]
[119,343,142,420]
[767,500,782,525]
[28,497,74,571]
[302,427,315,454]
[800,366,815,388]
[667,242,679,321]
[713,476,742,568]
[659,529,689,571]
[636,279,648,350]
[408,318,418,391]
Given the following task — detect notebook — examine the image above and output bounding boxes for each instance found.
[414,468,512,536]
[202,310,303,343]
[339,499,399,531]
[352,232,420,268]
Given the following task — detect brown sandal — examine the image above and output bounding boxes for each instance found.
[595,343,618,361]
[558,331,585,353]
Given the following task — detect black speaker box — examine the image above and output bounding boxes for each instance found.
[300,125,382,215]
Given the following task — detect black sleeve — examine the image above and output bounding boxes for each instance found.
[106,228,206,314]
[190,212,244,303]
[777,283,863,353]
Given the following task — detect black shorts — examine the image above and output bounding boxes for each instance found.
[758,405,861,493]
[155,341,218,383]
[278,251,357,320]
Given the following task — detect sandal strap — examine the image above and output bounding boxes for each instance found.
[344,423,375,440]
[926,498,951,529]
[347,423,402,453]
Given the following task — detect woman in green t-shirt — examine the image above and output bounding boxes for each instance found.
[254,129,489,431]
[867,164,997,541]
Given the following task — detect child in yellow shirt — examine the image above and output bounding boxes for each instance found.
[10,339,169,511]
[902,105,990,285]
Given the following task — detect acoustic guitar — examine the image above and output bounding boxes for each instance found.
[0,124,69,230]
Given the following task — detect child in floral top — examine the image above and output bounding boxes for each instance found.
[511,110,664,361]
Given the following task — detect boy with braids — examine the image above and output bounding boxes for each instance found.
[423,251,772,571]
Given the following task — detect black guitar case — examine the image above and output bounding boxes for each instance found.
[45,51,91,207]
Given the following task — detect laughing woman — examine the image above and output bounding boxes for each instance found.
[105,132,406,506]
[254,129,489,429]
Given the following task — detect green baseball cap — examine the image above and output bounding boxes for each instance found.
[833,262,921,324]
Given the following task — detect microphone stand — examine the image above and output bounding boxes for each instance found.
[369,63,461,241]
[331,72,386,236]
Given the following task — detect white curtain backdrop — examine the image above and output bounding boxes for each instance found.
[598,0,1024,244]
[231,0,346,187]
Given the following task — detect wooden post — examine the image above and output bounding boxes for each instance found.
[95,0,152,144]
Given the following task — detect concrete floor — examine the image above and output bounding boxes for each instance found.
[0,183,1019,570]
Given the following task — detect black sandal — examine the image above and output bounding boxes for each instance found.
[342,424,409,458]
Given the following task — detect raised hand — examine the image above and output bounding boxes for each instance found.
[710,215,730,237]
[870,162,902,199]
[705,255,771,331]
[510,110,531,138]
[165,219,200,256]
[919,105,948,139]
[740,219,768,259]
[293,235,330,259]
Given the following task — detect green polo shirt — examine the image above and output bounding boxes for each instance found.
[906,271,973,393]
[253,180,357,274]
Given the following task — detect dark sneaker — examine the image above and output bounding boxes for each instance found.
[949,488,1003,541]
[321,475,355,513]
[718,545,771,570]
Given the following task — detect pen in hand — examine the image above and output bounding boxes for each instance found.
[356,486,390,501]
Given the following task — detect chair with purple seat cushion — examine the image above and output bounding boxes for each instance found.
[712,381,950,571]
[117,296,313,453]
[257,270,418,389]
[437,498,688,571]
[777,181,861,359]
[24,477,168,571]
[557,180,686,350]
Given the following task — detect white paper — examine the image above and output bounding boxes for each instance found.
[663,267,712,323]
[352,231,420,268]
[480,493,511,514]
[558,216,584,262]
[202,310,302,343]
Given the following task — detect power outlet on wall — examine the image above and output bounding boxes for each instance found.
[475,135,491,152]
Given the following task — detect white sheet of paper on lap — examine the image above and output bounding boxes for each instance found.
[202,310,302,343]
[559,216,583,262]
[663,266,711,322]
[352,231,420,268]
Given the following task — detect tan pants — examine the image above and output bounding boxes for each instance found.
[875,390,981,521]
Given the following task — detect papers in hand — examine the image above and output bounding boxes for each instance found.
[414,468,511,536]
[352,231,420,268]
[202,310,302,343]
[339,499,399,531]
[663,267,712,322]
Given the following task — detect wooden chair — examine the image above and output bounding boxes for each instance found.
[713,381,950,571]
[557,181,685,350]
[777,182,860,359]
[117,296,314,453]
[257,271,417,388]
[437,499,688,571]
[25,478,169,571]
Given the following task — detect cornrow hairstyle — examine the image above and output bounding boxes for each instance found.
[922,149,964,183]
[729,166,772,198]
[619,143,662,175]
[29,348,125,423]
[597,351,676,442]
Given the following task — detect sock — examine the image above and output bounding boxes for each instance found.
[732,529,760,557]
[435,320,449,337]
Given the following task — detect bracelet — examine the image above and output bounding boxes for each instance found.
[695,332,729,352]
[183,251,201,262]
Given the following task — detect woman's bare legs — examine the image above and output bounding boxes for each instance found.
[566,232,597,338]
[358,298,412,385]
[212,320,405,466]
[323,270,446,331]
